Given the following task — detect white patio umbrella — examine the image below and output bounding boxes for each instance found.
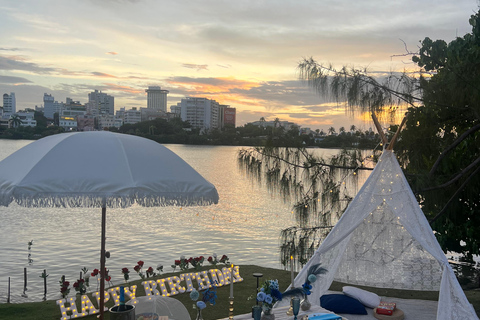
[0,131,219,319]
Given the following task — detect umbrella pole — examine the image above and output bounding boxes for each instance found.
[99,206,106,320]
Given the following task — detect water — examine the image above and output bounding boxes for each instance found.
[0,140,363,303]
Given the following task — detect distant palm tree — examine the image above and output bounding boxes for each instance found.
[9,115,23,128]
[339,126,346,134]
[328,127,336,135]
[149,125,156,135]
[350,125,356,132]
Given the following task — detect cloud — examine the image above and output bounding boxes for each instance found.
[0,55,56,73]
[182,63,208,71]
[91,72,118,78]
[106,52,118,55]
[0,75,32,84]
[0,48,22,51]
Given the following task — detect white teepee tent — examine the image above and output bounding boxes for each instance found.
[288,148,478,319]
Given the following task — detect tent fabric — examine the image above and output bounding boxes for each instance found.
[281,150,477,320]
[0,131,219,208]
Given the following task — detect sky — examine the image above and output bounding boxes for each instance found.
[0,0,478,132]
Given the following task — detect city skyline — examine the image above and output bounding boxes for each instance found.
[0,0,477,131]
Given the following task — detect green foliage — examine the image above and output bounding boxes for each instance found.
[240,10,480,263]
[396,11,480,258]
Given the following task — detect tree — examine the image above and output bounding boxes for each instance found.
[240,10,480,264]
[9,115,23,128]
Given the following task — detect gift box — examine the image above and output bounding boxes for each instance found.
[376,302,396,315]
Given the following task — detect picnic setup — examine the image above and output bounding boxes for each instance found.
[0,114,478,320]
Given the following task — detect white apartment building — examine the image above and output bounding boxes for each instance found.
[87,90,114,116]
[179,97,221,131]
[43,93,63,119]
[3,93,16,118]
[145,86,169,112]
[16,110,37,127]
[118,107,142,125]
[98,114,122,129]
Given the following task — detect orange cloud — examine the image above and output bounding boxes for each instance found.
[106,52,118,55]
[104,83,144,94]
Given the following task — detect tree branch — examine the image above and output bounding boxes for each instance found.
[421,155,480,192]
[429,164,480,224]
[429,123,480,177]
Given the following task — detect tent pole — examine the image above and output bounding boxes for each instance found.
[387,113,408,151]
[99,206,106,320]
[372,112,389,146]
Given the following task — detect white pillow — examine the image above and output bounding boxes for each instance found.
[342,286,380,308]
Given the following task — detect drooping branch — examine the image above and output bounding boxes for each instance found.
[420,155,480,192]
[429,164,480,224]
[428,123,480,177]
[297,58,422,112]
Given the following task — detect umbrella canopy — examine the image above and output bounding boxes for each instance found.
[0,131,219,319]
[0,131,219,207]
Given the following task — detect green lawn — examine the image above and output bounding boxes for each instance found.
[1,265,479,320]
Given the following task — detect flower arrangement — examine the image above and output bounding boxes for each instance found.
[189,256,205,270]
[91,268,100,291]
[171,256,189,271]
[81,267,90,289]
[134,260,145,279]
[190,282,218,319]
[257,279,282,313]
[156,264,163,274]
[122,267,130,282]
[73,278,86,295]
[219,254,229,264]
[301,263,327,296]
[59,277,70,298]
[146,266,155,278]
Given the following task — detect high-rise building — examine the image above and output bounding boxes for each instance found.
[179,97,220,131]
[43,93,63,119]
[3,92,16,118]
[145,86,169,112]
[87,90,114,116]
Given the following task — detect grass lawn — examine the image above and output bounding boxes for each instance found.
[1,265,479,320]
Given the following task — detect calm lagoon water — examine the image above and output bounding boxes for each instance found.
[0,139,368,303]
[0,140,336,303]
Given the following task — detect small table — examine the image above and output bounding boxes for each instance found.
[373,308,404,320]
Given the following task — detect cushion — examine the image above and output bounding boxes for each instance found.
[320,294,367,315]
[342,286,381,308]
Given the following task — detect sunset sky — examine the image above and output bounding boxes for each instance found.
[0,0,477,131]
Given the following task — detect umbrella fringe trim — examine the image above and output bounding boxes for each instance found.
[4,193,218,208]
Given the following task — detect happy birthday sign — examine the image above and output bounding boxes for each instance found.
[56,266,243,320]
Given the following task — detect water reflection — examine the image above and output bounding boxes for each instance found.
[0,141,369,303]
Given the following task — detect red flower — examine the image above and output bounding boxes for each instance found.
[208,256,213,262]
[134,265,141,272]
[137,260,144,267]
[199,256,204,260]
[73,282,79,288]
[63,281,70,286]
[147,267,153,273]
[91,269,99,276]
[61,287,68,293]
[106,276,111,281]
[122,267,129,274]
[175,260,181,265]
[195,257,201,262]
[188,257,193,263]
